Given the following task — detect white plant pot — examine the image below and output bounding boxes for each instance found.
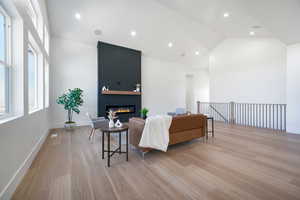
[109,119,115,128]
[64,122,76,130]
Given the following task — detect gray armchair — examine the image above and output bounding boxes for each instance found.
[167,108,187,116]
[176,108,187,115]
[86,113,108,141]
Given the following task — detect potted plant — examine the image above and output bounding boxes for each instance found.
[140,108,149,119]
[56,88,84,128]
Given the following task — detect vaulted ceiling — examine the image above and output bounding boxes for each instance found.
[156,0,300,45]
[47,0,300,66]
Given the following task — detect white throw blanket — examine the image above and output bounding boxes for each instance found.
[139,115,172,152]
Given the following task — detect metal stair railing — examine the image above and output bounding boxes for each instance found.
[209,104,229,123]
[197,101,286,132]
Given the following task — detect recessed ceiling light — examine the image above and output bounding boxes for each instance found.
[94,29,102,36]
[249,31,255,36]
[195,51,200,55]
[168,42,173,48]
[130,31,137,37]
[223,12,230,18]
[75,13,81,20]
[252,25,262,29]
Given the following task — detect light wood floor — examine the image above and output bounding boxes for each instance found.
[12,123,300,200]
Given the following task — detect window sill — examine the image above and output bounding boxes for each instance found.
[0,114,24,125]
[28,107,43,115]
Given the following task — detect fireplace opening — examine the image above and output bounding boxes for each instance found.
[106,105,136,115]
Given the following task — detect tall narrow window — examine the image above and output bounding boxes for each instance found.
[0,10,5,60]
[45,61,49,108]
[0,6,11,118]
[28,44,38,112]
[27,0,37,28]
[27,0,44,41]
[0,64,7,116]
[44,25,49,54]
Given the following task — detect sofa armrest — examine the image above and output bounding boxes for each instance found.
[129,117,146,149]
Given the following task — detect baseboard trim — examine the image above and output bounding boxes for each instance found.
[0,130,50,200]
[286,126,300,134]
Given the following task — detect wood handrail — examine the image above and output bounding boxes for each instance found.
[102,90,141,95]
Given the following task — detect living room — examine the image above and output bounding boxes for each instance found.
[1,0,300,199]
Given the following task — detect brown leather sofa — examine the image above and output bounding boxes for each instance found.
[129,114,207,153]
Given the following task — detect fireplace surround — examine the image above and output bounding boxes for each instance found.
[97,41,141,122]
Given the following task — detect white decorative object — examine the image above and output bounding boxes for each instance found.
[109,119,115,128]
[136,83,141,92]
[107,110,117,128]
[102,86,107,91]
[115,120,123,128]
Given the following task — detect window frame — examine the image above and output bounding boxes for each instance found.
[27,0,44,41]
[28,43,39,112]
[44,60,49,108]
[0,5,12,119]
[27,0,37,28]
[44,25,49,54]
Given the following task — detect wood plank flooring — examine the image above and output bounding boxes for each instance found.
[12,123,300,200]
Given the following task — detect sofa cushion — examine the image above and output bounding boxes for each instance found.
[169,129,204,144]
[169,114,206,134]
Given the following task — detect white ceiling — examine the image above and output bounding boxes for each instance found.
[156,0,300,44]
[47,0,300,66]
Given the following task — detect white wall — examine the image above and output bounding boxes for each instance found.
[0,0,51,199]
[50,37,97,127]
[0,111,50,199]
[185,74,194,113]
[50,37,210,126]
[286,43,300,134]
[187,67,210,112]
[209,38,287,104]
[142,56,187,115]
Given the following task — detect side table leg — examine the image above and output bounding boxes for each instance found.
[206,119,208,141]
[212,119,215,138]
[119,131,121,154]
[108,133,110,167]
[102,131,104,159]
[126,130,129,161]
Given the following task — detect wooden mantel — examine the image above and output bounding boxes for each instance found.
[101,90,141,95]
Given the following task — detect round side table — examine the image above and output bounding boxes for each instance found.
[100,124,129,167]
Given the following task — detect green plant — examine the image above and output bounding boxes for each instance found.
[56,88,84,123]
[140,108,149,119]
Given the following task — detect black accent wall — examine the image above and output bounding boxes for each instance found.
[97,41,141,122]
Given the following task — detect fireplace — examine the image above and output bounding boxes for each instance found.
[106,105,136,115]
[97,41,141,122]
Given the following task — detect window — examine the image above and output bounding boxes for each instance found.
[0,5,11,117]
[27,0,37,28]
[37,18,43,40]
[28,31,44,113]
[0,64,7,116]
[44,25,49,54]
[44,60,49,108]
[28,44,38,112]
[27,0,44,41]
